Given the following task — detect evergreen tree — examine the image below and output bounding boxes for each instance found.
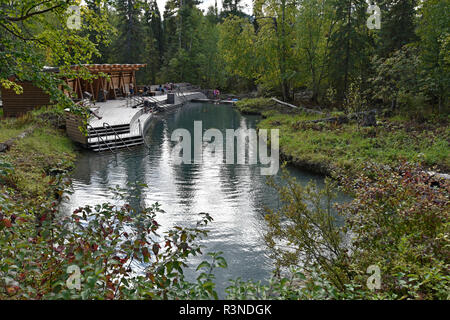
[141,0,163,83]
[113,0,145,64]
[149,0,164,59]
[417,0,450,113]
[160,0,204,83]
[85,0,115,63]
[377,0,417,57]
[328,0,372,102]
[222,0,243,17]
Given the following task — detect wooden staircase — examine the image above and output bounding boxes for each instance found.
[87,123,144,152]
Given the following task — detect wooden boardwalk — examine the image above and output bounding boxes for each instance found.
[82,92,206,151]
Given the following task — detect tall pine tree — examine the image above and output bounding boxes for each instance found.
[377,0,417,57]
[113,0,145,64]
[328,0,372,102]
[141,0,163,83]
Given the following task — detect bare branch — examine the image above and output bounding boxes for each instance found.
[6,1,69,22]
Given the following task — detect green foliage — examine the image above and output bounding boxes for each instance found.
[235,98,275,114]
[339,162,450,299]
[215,0,447,114]
[259,162,449,300]
[293,0,336,102]
[416,0,450,113]
[0,159,14,185]
[226,267,312,300]
[344,79,368,120]
[259,112,450,174]
[368,46,423,115]
[377,0,417,57]
[113,0,145,64]
[219,1,299,99]
[3,0,447,114]
[218,16,257,88]
[265,168,349,289]
[225,266,390,300]
[0,177,227,299]
[0,1,113,110]
[328,0,372,102]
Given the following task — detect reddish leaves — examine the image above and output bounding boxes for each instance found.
[2,218,12,228]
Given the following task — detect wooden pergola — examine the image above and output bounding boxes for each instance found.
[63,64,147,101]
[1,64,147,117]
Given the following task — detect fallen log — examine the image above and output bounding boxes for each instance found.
[427,171,450,181]
[271,98,325,115]
[0,126,35,152]
[271,98,378,126]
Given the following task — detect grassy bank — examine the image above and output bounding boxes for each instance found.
[0,107,76,205]
[236,98,449,175]
[234,97,278,115]
[233,98,449,300]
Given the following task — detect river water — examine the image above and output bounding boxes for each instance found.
[60,102,341,296]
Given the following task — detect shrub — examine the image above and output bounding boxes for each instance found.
[339,162,450,299]
[264,167,350,290]
[0,159,14,185]
[262,162,449,300]
[0,181,225,300]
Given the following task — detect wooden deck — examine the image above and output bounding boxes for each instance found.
[65,92,207,151]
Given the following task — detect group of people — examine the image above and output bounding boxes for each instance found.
[157,83,175,94]
[134,83,223,102]
[136,84,171,96]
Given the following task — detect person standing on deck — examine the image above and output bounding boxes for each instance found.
[129,83,134,95]
[213,89,220,100]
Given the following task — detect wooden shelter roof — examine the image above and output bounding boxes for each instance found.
[73,64,147,72]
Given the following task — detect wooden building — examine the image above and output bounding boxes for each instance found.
[1,80,52,117]
[64,64,146,101]
[1,64,146,117]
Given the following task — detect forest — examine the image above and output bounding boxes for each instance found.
[1,0,448,115]
[0,0,449,302]
[92,0,447,115]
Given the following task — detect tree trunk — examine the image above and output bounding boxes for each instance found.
[271,98,325,115]
[279,0,288,102]
[342,2,352,100]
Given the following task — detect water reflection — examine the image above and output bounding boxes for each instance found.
[61,103,342,296]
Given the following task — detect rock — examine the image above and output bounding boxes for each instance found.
[361,111,377,127]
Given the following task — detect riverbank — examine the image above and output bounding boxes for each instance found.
[0,106,76,210]
[234,98,449,300]
[235,98,449,176]
[1,102,448,300]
